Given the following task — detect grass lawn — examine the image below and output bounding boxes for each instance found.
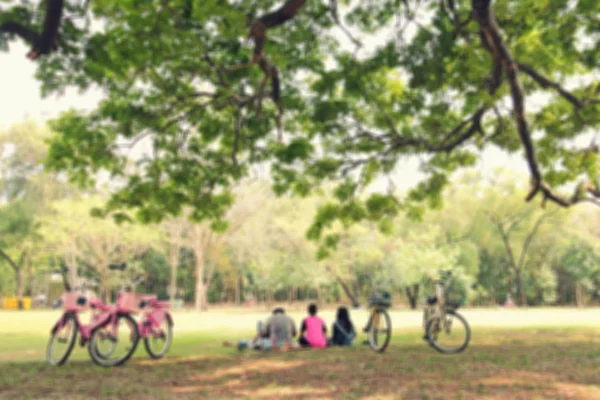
[0,308,599,399]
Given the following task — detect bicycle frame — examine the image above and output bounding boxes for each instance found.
[138,296,172,338]
[51,293,112,346]
[365,306,380,330]
[424,273,454,333]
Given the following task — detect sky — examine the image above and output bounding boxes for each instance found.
[0,34,547,195]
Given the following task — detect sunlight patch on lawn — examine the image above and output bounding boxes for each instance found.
[554,382,600,399]
[192,359,307,380]
[243,384,332,398]
[477,371,555,386]
[136,355,221,366]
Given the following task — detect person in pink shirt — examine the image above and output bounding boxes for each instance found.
[298,303,327,348]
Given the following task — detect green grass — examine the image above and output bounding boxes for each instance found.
[0,309,599,399]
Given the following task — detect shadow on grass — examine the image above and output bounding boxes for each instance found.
[0,329,599,400]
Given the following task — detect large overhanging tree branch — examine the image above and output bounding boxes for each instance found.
[0,0,64,59]
[472,0,600,209]
[224,0,308,142]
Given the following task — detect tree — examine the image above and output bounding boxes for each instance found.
[470,170,567,306]
[182,181,269,311]
[553,206,600,306]
[0,1,596,243]
[0,202,33,309]
[39,195,160,302]
[487,209,556,306]
[382,225,463,309]
[0,121,65,308]
[162,216,186,308]
[321,224,387,307]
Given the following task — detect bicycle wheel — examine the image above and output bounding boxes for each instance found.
[47,313,78,366]
[367,308,391,353]
[143,315,173,359]
[93,334,117,360]
[88,314,140,367]
[426,310,470,354]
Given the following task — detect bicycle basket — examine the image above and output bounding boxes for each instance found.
[368,291,392,308]
[117,292,141,313]
[62,292,89,313]
[444,288,466,309]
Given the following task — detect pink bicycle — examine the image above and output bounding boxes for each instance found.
[87,264,173,367]
[46,266,131,366]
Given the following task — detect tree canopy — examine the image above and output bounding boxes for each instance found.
[1,0,599,247]
[2,118,600,309]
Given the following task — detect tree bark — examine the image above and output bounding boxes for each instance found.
[0,248,28,310]
[235,276,241,305]
[100,264,110,303]
[169,245,179,309]
[335,276,360,308]
[195,277,207,312]
[515,269,526,306]
[194,249,208,312]
[575,283,584,308]
[15,267,23,310]
[404,284,420,310]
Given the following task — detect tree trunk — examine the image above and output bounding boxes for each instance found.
[516,269,526,306]
[0,248,27,310]
[16,267,23,310]
[335,277,360,308]
[69,240,78,287]
[169,248,178,309]
[195,279,207,311]
[235,276,241,305]
[575,283,584,308]
[100,265,110,304]
[404,284,420,310]
[351,281,360,302]
[194,254,208,312]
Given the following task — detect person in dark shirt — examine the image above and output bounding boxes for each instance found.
[329,306,356,346]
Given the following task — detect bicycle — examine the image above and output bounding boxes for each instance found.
[87,263,173,366]
[46,266,115,366]
[423,270,471,354]
[362,290,392,352]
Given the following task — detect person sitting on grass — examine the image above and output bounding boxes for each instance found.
[223,307,297,351]
[298,303,327,348]
[329,306,356,346]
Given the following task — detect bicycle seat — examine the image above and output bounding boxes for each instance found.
[151,300,170,309]
[138,295,158,309]
[426,296,438,305]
